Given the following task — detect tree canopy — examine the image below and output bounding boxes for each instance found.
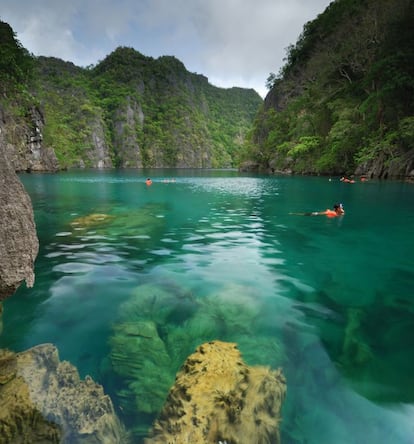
[243,0,414,178]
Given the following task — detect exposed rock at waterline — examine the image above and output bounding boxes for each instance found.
[0,140,39,300]
[0,344,127,444]
[145,340,286,444]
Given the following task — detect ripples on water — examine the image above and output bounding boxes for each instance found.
[2,170,414,443]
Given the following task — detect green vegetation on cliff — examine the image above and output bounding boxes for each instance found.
[242,0,414,178]
[33,57,104,167]
[88,47,262,168]
[0,21,33,93]
[0,24,262,170]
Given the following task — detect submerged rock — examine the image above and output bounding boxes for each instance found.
[68,203,167,243]
[0,344,127,444]
[109,320,174,416]
[145,340,286,444]
[109,281,286,442]
[70,213,115,228]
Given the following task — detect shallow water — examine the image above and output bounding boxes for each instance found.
[2,169,414,443]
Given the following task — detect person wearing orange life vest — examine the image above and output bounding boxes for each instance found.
[312,203,345,217]
[290,203,345,217]
[340,176,355,183]
[145,178,152,186]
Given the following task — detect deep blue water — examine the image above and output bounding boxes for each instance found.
[2,169,414,443]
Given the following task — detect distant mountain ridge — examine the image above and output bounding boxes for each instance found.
[0,22,262,171]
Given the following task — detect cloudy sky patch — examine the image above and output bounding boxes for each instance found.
[1,0,332,97]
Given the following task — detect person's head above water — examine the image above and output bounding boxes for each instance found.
[333,203,344,214]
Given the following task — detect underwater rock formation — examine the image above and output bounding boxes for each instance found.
[70,213,115,228]
[145,340,286,444]
[0,344,127,444]
[68,203,167,243]
[110,319,174,416]
[109,281,286,442]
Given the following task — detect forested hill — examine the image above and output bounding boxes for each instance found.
[241,0,414,179]
[0,22,262,171]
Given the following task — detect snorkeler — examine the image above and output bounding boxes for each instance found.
[290,203,345,217]
[314,203,345,217]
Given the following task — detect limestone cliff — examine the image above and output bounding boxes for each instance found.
[0,135,39,300]
[0,344,127,444]
[0,104,59,172]
[31,50,261,170]
[113,97,145,167]
[145,340,286,444]
[1,19,262,171]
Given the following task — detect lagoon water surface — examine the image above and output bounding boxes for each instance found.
[2,169,414,443]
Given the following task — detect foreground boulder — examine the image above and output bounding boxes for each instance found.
[145,340,286,444]
[0,344,127,443]
[0,139,39,300]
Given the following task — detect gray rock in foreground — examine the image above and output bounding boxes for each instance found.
[0,139,39,300]
[0,344,127,443]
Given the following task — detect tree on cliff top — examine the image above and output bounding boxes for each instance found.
[0,21,33,93]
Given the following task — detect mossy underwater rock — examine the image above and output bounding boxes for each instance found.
[109,281,286,439]
[109,320,174,416]
[0,344,127,444]
[145,340,286,444]
[69,203,167,241]
[70,213,115,228]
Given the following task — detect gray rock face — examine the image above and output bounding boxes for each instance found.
[0,137,39,300]
[113,99,144,167]
[88,117,114,168]
[354,148,414,180]
[0,105,59,173]
[0,344,127,444]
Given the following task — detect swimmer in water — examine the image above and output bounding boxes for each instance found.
[145,178,152,186]
[291,203,345,217]
[314,203,345,217]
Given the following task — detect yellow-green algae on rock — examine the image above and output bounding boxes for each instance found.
[145,340,286,444]
[69,203,167,239]
[108,281,286,442]
[0,344,128,444]
[0,348,61,443]
[70,213,115,228]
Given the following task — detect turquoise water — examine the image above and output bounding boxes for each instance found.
[2,169,414,443]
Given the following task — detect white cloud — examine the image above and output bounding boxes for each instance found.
[1,0,332,97]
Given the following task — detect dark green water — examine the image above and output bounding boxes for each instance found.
[2,169,414,443]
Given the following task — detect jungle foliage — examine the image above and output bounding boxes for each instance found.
[0,21,262,169]
[242,0,414,177]
[0,21,33,93]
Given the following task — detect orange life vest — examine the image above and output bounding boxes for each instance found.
[325,209,337,217]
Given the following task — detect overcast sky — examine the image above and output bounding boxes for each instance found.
[2,0,332,98]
